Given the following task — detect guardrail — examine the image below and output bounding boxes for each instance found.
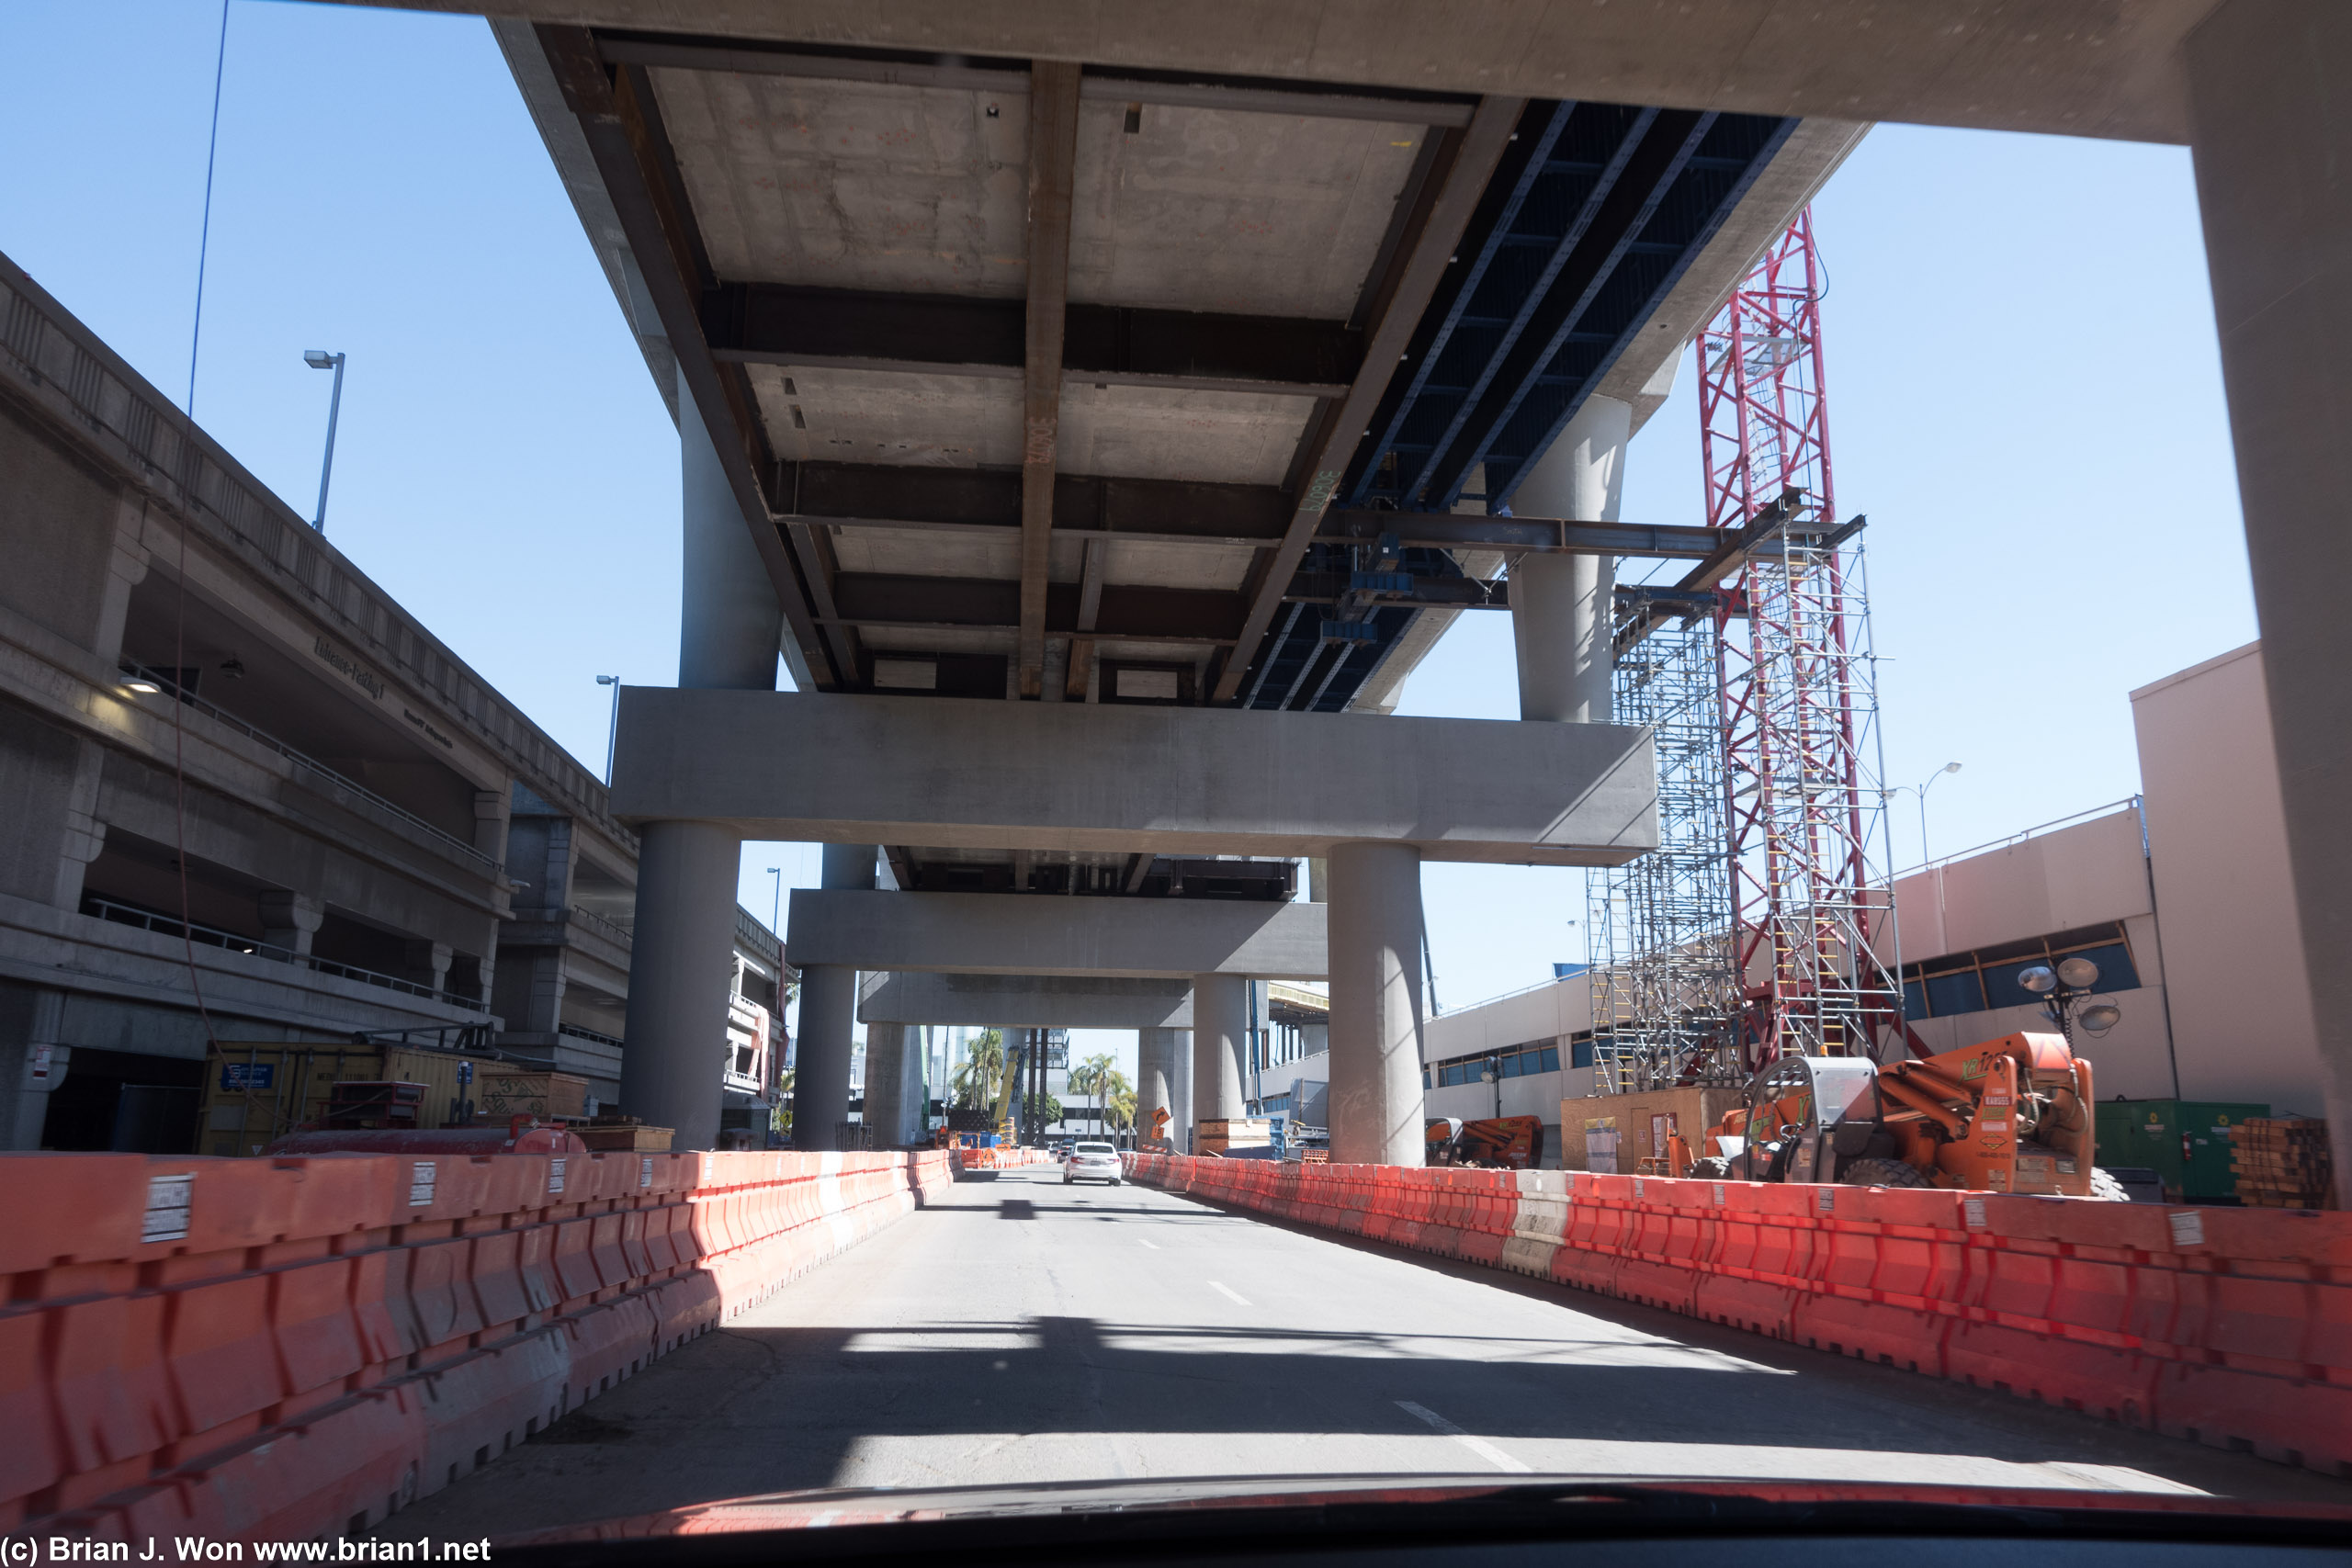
[83,897,489,1013]
[1126,1151,2352,1478]
[2,1147,953,1541]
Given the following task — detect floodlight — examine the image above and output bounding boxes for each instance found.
[123,679,162,694]
[303,350,338,369]
[2018,964,2058,995]
[2077,1002,2123,1034]
[2056,954,2101,989]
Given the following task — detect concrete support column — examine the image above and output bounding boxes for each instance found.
[473,789,510,862]
[861,1021,921,1147]
[257,892,322,959]
[1136,1027,1180,1145]
[402,941,454,996]
[617,820,741,1150]
[679,380,783,691]
[1326,840,1427,1167]
[1510,393,1631,723]
[2187,3,2352,1205]
[0,986,66,1151]
[795,843,876,1152]
[1173,1031,1194,1154]
[1191,973,1248,1136]
[616,384,784,1148]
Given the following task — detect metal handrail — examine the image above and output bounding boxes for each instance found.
[118,661,503,878]
[83,896,488,1012]
[567,905,632,945]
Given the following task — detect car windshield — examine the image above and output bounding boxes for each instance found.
[12,3,2347,1555]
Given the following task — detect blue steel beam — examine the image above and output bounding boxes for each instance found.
[1234,97,1794,713]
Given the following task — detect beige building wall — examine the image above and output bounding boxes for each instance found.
[2131,643,2325,1115]
[1882,808,2178,1101]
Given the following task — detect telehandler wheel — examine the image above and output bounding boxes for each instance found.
[1687,1156,1733,1179]
[1837,1156,1929,1189]
[2086,1167,2131,1201]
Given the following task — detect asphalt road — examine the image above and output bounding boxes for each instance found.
[380,1164,2352,1539]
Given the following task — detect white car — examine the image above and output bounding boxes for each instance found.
[1063,1141,1122,1185]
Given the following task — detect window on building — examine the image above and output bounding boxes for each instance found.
[1898,921,2140,1020]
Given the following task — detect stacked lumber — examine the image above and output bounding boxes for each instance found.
[2232,1118,2335,1208]
[1198,1116,1272,1154]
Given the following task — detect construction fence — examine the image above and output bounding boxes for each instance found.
[1125,1152,2352,1477]
[2,1147,954,1543]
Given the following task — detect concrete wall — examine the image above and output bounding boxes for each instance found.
[2132,643,2325,1115]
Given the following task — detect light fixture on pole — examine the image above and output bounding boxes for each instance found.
[302,350,346,534]
[595,675,621,784]
[1885,761,1963,868]
[766,865,783,935]
[2018,954,2120,1042]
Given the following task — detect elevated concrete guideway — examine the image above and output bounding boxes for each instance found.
[613,688,1657,866]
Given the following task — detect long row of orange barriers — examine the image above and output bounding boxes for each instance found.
[1,1147,953,1542]
[1126,1152,2352,1476]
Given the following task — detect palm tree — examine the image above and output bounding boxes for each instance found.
[951,1029,1005,1110]
[1105,1077,1136,1144]
[1070,1051,1118,1135]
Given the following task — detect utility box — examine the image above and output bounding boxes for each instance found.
[2095,1098,2270,1201]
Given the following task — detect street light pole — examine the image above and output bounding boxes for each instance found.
[303,350,346,534]
[1909,761,1966,869]
[596,675,620,784]
[766,865,782,934]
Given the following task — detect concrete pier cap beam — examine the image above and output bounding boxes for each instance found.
[611,690,1658,867]
[860,971,1194,1030]
[789,889,1325,980]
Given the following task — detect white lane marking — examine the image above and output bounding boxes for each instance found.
[1207,1280,1251,1305]
[1137,1237,1159,1249]
[1396,1400,1532,1474]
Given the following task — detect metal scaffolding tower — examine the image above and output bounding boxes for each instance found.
[1587,594,1741,1089]
[1698,209,1900,1071]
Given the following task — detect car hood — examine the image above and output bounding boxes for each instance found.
[494,1472,2352,1547]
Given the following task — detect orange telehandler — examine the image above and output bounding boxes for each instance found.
[1425,1115,1546,1170]
[1683,1031,2125,1200]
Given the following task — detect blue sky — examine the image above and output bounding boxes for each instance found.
[3,3,2257,1067]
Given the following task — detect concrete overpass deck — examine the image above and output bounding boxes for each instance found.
[374,1168,2346,1540]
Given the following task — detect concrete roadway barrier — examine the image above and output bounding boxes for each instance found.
[1125,1152,2352,1479]
[0,1148,953,1542]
